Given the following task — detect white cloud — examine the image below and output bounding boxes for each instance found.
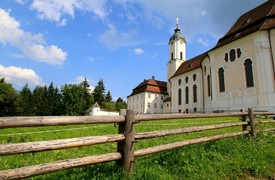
[0,8,67,65]
[198,37,209,47]
[29,0,107,25]
[15,0,25,4]
[134,48,144,55]
[124,0,267,41]
[99,24,137,49]
[56,18,67,26]
[0,64,44,87]
[30,0,81,22]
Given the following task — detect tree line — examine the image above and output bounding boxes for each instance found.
[0,78,127,116]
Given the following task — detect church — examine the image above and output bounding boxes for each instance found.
[127,0,275,114]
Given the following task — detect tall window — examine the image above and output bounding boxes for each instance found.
[244,59,254,87]
[193,85,197,103]
[178,89,182,105]
[218,68,225,92]
[207,75,211,97]
[185,87,189,104]
[171,53,174,60]
[180,52,183,59]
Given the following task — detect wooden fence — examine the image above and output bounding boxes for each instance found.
[0,108,275,179]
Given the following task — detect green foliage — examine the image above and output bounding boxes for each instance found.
[0,78,18,116]
[102,101,116,111]
[61,84,86,115]
[92,79,106,106]
[0,78,116,116]
[16,83,35,116]
[105,90,112,102]
[115,97,127,111]
[80,78,94,110]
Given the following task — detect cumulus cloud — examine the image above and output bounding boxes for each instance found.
[198,37,209,47]
[99,24,137,49]
[0,64,44,87]
[29,0,107,25]
[0,8,67,65]
[134,48,144,55]
[118,0,267,41]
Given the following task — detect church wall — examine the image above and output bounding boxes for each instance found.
[143,92,165,114]
[206,30,275,112]
[201,56,211,112]
[170,68,203,113]
[127,93,145,114]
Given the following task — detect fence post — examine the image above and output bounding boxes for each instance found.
[117,109,135,175]
[248,108,256,137]
[240,109,247,131]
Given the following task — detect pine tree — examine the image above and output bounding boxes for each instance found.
[92,79,106,106]
[80,78,94,110]
[17,83,34,116]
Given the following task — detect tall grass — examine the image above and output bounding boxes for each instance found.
[0,116,274,179]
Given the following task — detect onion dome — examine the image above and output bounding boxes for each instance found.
[169,28,186,44]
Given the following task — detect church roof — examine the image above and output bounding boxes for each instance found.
[92,102,100,107]
[169,28,186,44]
[215,0,275,48]
[171,52,207,79]
[128,76,167,97]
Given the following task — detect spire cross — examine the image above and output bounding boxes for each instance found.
[176,17,180,28]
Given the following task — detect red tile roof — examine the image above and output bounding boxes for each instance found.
[171,53,207,79]
[128,77,167,97]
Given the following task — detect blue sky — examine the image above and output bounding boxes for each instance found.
[0,0,267,100]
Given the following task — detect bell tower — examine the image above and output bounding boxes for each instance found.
[167,18,186,94]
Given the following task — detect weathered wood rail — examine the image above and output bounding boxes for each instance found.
[0,108,275,179]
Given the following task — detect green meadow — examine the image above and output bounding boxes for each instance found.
[0,116,274,179]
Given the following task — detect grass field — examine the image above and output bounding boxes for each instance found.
[0,116,275,179]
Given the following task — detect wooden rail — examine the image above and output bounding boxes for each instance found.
[0,108,275,179]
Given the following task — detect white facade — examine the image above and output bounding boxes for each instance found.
[127,77,167,114]
[128,91,165,114]
[128,1,275,114]
[204,30,275,112]
[167,28,186,95]
[87,103,119,116]
[170,68,203,113]
[169,1,275,113]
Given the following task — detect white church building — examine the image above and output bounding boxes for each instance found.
[128,0,275,114]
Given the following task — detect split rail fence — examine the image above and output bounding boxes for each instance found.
[0,108,275,179]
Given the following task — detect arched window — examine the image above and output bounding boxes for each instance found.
[207,75,211,97]
[230,49,236,62]
[180,52,183,59]
[171,53,174,60]
[244,59,254,87]
[178,89,182,105]
[193,85,197,103]
[218,68,225,92]
[193,74,197,81]
[185,87,189,104]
